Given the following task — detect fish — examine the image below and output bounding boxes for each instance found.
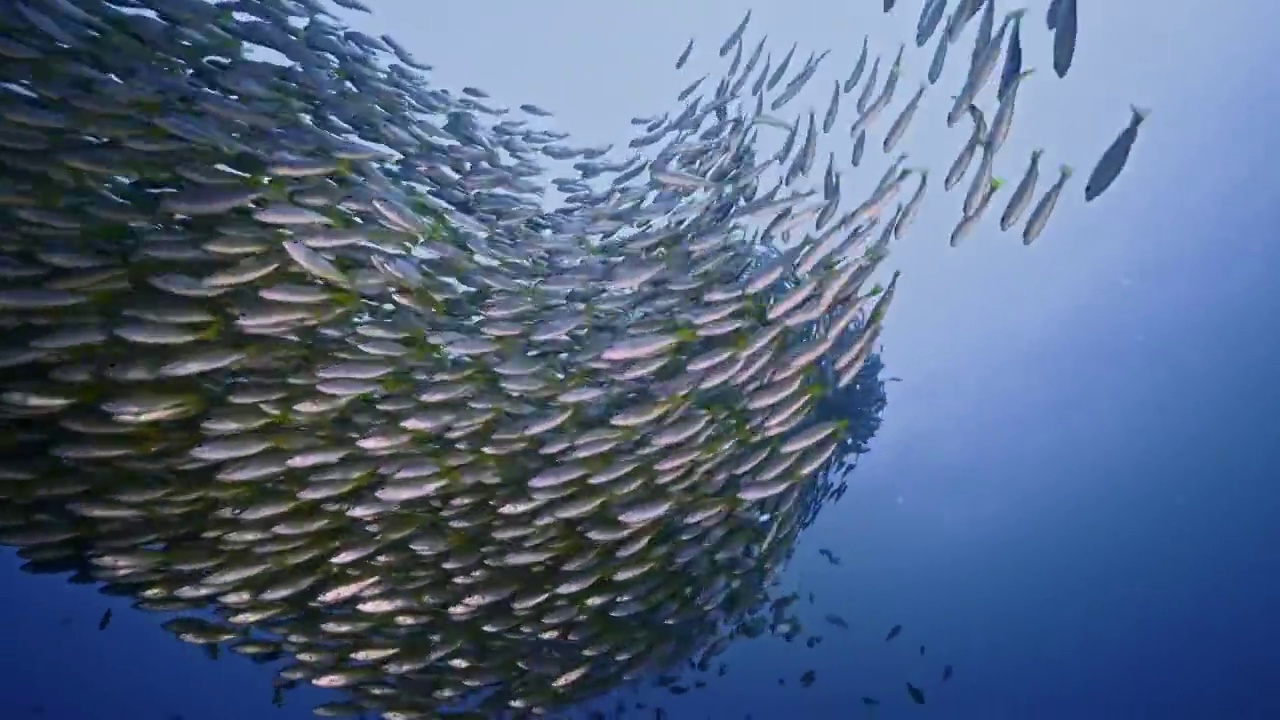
[943,664,954,681]
[951,177,1004,246]
[720,10,752,57]
[947,9,1027,127]
[971,0,996,69]
[767,42,799,91]
[987,69,1034,153]
[886,624,903,641]
[1047,0,1063,29]
[1024,165,1075,244]
[823,80,842,134]
[916,0,949,47]
[855,57,882,115]
[1001,149,1044,231]
[882,84,927,154]
[843,37,870,94]
[907,682,927,704]
[676,38,695,69]
[927,15,952,85]
[1085,106,1148,202]
[851,128,867,167]
[963,141,999,216]
[1053,0,1078,78]
[0,0,1133,716]
[946,105,987,190]
[894,170,929,239]
[98,609,112,630]
[997,12,1025,102]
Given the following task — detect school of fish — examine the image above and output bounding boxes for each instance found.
[0,0,1146,717]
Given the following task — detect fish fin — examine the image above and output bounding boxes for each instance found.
[1060,164,1074,177]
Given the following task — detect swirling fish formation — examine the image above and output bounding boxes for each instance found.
[0,0,1142,717]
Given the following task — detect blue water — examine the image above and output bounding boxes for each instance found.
[5,0,1280,719]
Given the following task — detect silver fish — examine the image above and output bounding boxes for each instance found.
[1024,165,1074,244]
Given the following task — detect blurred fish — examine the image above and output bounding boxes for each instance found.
[1085,106,1148,202]
[1001,149,1044,231]
[1024,165,1074,244]
[1053,0,1078,77]
[907,681,927,704]
[676,38,695,69]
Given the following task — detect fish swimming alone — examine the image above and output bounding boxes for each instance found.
[1085,106,1149,202]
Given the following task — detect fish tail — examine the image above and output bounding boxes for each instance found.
[1130,104,1151,122]
[1060,164,1073,177]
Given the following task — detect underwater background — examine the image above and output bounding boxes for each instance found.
[2,0,1279,719]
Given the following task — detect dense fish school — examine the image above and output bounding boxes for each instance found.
[0,0,1143,717]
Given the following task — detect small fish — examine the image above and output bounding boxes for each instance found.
[951,177,1003,246]
[970,0,996,68]
[882,84,926,153]
[98,608,112,630]
[851,128,867,167]
[843,37,869,94]
[855,57,881,114]
[945,105,986,190]
[885,624,902,642]
[767,42,798,91]
[943,664,954,682]
[676,38,694,69]
[822,81,841,134]
[1000,149,1043,231]
[1053,0,1077,78]
[927,17,951,85]
[894,170,928,239]
[916,0,948,47]
[1023,165,1073,244]
[719,10,752,57]
[986,69,1034,153]
[1085,106,1148,202]
[962,141,997,216]
[906,682,926,704]
[997,12,1025,102]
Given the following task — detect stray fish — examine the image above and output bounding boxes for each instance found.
[1085,106,1148,202]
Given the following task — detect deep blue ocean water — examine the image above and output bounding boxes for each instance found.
[3,1,1280,719]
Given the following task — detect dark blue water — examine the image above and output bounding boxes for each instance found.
[4,0,1280,719]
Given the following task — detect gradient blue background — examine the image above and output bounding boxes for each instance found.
[3,0,1279,718]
